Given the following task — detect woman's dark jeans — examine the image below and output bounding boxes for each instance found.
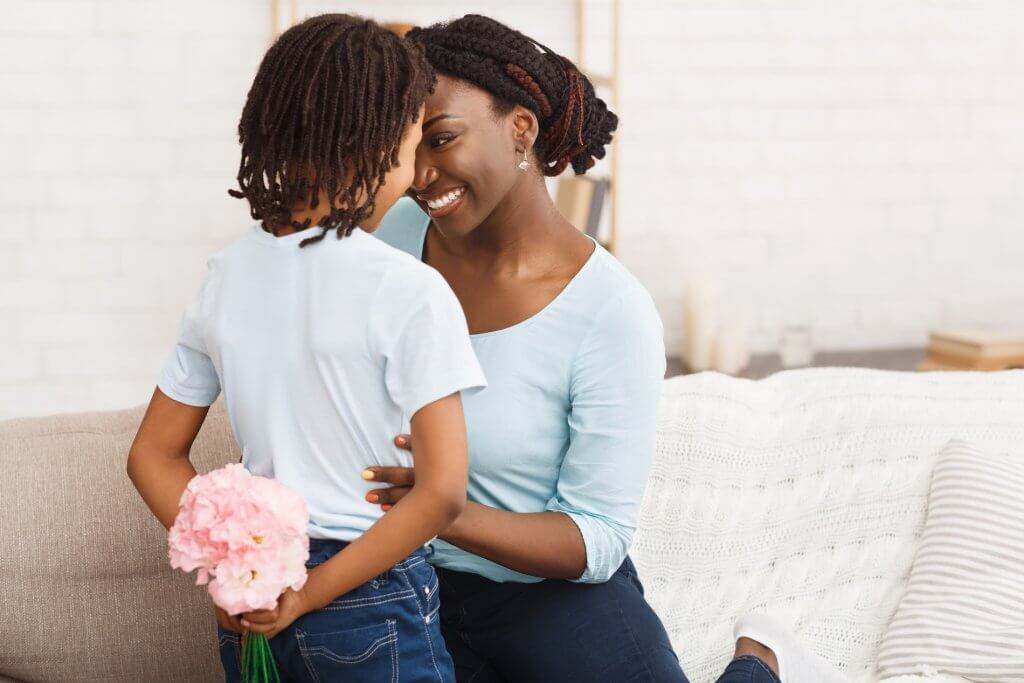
[435,555,689,682]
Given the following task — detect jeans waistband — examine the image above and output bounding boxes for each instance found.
[307,538,432,565]
[309,538,352,551]
[436,555,636,599]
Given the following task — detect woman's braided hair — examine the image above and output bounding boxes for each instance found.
[230,14,435,247]
[407,14,617,177]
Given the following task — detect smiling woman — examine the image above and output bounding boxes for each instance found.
[365,14,691,683]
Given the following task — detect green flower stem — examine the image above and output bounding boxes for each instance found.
[239,631,280,683]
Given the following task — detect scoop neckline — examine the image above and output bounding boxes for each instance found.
[417,220,601,339]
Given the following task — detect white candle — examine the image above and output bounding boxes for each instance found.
[714,322,751,376]
[684,279,719,372]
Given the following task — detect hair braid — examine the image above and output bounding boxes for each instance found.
[230,14,435,247]
[407,14,616,176]
[503,64,552,118]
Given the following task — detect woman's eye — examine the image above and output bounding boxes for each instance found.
[430,133,455,149]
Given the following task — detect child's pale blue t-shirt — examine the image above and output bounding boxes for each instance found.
[157,224,486,543]
[374,198,666,584]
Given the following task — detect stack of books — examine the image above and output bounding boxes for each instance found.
[919,328,1024,371]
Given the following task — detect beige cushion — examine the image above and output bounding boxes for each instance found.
[0,400,239,682]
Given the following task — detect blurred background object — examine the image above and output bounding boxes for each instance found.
[919,328,1024,370]
[779,322,814,369]
[1,0,1023,418]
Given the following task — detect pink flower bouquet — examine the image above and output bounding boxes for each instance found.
[169,463,309,683]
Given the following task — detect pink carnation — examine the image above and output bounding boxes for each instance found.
[168,464,309,615]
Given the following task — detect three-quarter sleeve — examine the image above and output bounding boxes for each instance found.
[544,285,666,583]
[157,259,222,407]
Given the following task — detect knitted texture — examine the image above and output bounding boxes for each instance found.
[632,367,1024,683]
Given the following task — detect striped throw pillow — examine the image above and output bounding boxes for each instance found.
[877,439,1024,682]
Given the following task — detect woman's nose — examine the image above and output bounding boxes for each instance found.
[412,160,438,194]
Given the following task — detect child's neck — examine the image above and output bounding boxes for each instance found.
[275,191,369,236]
[275,207,330,237]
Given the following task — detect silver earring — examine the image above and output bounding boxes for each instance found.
[518,149,530,171]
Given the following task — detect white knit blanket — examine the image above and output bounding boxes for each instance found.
[631,367,1024,683]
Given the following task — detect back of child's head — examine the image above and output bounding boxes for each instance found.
[230,14,435,245]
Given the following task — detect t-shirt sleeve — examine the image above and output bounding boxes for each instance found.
[156,260,222,407]
[373,265,486,419]
[543,285,666,583]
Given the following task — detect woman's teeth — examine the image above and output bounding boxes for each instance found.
[425,187,465,210]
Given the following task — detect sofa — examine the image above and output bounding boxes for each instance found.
[2,367,1022,682]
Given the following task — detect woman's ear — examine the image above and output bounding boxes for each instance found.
[510,104,540,158]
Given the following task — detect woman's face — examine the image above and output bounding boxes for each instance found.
[409,75,534,238]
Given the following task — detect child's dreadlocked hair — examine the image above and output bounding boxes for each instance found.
[407,15,617,177]
[230,14,435,247]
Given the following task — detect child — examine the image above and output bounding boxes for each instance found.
[126,14,484,682]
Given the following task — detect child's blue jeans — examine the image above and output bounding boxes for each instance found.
[216,538,454,682]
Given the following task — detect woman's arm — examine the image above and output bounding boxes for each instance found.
[367,285,666,583]
[441,501,588,579]
[365,454,586,580]
[127,388,208,530]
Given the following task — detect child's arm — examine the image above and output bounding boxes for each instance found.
[126,388,209,530]
[297,391,468,612]
[127,388,250,634]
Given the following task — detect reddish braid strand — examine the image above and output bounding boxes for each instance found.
[408,14,617,177]
[503,63,553,119]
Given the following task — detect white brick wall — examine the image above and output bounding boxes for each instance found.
[1,0,1022,419]
[0,0,266,418]
[617,1,1024,358]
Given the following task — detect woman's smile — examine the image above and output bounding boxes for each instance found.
[419,185,467,218]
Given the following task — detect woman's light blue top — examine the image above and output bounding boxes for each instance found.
[375,198,666,584]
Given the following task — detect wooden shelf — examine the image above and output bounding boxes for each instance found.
[574,0,620,255]
[666,348,930,380]
[584,71,614,89]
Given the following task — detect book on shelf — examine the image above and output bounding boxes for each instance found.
[555,176,609,239]
[919,350,1024,371]
[555,176,593,233]
[917,356,969,371]
[584,178,609,239]
[928,328,1024,359]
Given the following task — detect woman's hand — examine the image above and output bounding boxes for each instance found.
[363,434,416,512]
[237,587,309,640]
[367,436,586,580]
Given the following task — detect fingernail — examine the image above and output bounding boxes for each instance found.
[366,493,378,503]
[241,620,250,628]
[382,505,392,512]
[396,437,406,446]
[361,469,375,480]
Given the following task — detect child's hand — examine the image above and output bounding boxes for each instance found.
[215,605,246,634]
[240,588,309,640]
